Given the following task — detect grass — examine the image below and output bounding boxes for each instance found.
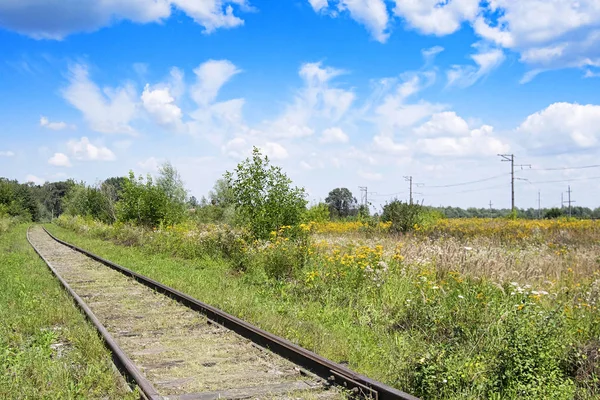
[0,222,138,399]
[48,218,600,399]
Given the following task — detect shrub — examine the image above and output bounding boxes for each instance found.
[381,200,425,233]
[225,147,307,240]
[303,203,330,224]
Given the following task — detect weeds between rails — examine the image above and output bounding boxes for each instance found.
[52,216,600,400]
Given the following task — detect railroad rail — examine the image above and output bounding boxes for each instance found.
[27,226,419,400]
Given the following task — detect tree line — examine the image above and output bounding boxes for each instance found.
[3,148,598,233]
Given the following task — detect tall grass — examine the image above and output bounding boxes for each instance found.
[51,216,600,399]
[0,223,137,399]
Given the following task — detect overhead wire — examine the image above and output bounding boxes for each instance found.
[423,173,510,188]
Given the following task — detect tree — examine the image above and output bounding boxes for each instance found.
[225,147,307,239]
[325,188,357,218]
[156,161,187,204]
[544,208,563,219]
[209,178,235,206]
[188,196,199,208]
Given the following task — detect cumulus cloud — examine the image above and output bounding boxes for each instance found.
[62,64,138,135]
[48,152,72,167]
[25,174,45,185]
[40,116,69,130]
[0,151,15,157]
[141,85,183,127]
[259,62,355,139]
[320,127,349,143]
[191,60,241,106]
[0,0,251,40]
[138,156,162,172]
[393,0,479,36]
[417,125,509,157]
[474,1,600,76]
[517,102,600,150]
[307,0,390,43]
[414,112,509,156]
[67,137,116,161]
[447,47,505,87]
[263,142,289,160]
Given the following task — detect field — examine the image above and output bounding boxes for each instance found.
[52,215,600,400]
[0,220,138,399]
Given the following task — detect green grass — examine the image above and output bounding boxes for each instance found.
[47,222,600,400]
[0,223,138,400]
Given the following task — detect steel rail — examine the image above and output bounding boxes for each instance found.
[41,227,420,400]
[27,227,163,400]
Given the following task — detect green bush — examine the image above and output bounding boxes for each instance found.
[303,203,330,224]
[225,147,307,240]
[381,200,425,233]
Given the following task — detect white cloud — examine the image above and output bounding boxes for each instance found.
[138,157,162,172]
[320,127,349,143]
[372,135,409,156]
[259,62,354,139]
[417,125,509,157]
[307,0,390,42]
[474,1,600,76]
[262,142,289,160]
[447,47,505,87]
[414,111,470,137]
[517,102,600,150]
[141,84,183,127]
[67,137,116,161]
[191,59,241,106]
[359,170,383,181]
[422,45,444,63]
[48,152,72,167]
[62,64,138,135]
[0,0,251,40]
[25,174,45,185]
[414,112,509,157]
[393,0,480,36]
[308,0,329,12]
[0,151,15,157]
[40,116,68,130]
[222,137,248,158]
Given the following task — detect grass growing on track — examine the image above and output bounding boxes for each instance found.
[45,225,399,384]
[0,223,138,400]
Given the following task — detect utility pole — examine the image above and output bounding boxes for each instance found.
[562,186,575,217]
[403,176,413,204]
[489,201,493,218]
[537,191,541,219]
[498,154,531,213]
[358,186,368,208]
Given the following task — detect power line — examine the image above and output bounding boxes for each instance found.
[523,175,600,185]
[424,173,510,188]
[421,183,510,197]
[523,164,600,171]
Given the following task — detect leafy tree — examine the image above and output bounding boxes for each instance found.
[544,208,564,219]
[209,178,235,206]
[63,182,115,223]
[116,163,187,227]
[303,203,330,223]
[225,147,307,239]
[188,196,199,208]
[156,161,187,204]
[381,199,425,233]
[325,187,357,218]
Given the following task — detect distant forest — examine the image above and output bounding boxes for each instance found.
[2,176,599,223]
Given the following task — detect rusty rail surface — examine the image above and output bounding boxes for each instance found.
[34,226,419,400]
[27,227,161,400]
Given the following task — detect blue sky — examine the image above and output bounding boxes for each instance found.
[1,0,600,211]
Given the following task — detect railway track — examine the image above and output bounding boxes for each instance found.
[27,226,419,400]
